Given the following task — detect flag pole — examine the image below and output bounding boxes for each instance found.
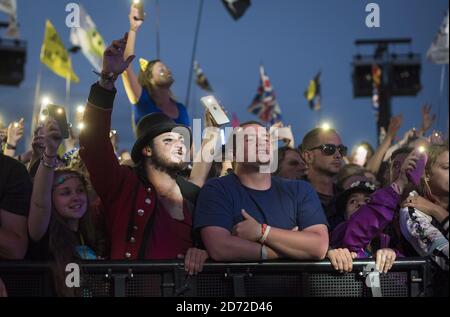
[185,0,205,113]
[437,64,446,133]
[155,0,161,59]
[66,74,71,123]
[30,62,43,145]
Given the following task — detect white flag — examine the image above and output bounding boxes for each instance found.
[70,5,106,72]
[0,0,19,38]
[427,11,449,64]
[0,0,16,16]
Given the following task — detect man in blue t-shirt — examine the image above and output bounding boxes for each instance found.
[194,122,329,262]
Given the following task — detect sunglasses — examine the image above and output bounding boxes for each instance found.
[308,144,348,156]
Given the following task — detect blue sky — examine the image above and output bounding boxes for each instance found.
[0,0,448,153]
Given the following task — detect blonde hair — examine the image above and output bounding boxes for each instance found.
[138,59,177,100]
[423,143,449,202]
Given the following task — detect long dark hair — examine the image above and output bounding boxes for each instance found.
[49,168,98,297]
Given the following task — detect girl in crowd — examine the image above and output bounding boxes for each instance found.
[27,118,103,296]
[331,149,425,273]
[400,143,449,271]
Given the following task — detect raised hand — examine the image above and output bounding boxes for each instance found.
[420,104,436,134]
[129,4,145,31]
[43,117,63,157]
[394,149,425,191]
[7,117,25,147]
[386,115,403,139]
[102,33,135,78]
[31,126,46,158]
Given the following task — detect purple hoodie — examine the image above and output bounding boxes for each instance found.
[331,186,403,258]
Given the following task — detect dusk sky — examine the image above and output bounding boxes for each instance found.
[0,0,448,153]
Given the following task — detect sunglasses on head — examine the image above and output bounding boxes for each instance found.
[308,144,348,156]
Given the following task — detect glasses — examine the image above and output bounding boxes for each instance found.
[308,144,348,156]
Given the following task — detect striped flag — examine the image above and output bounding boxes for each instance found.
[247,66,282,124]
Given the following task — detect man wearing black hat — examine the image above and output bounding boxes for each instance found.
[79,34,208,275]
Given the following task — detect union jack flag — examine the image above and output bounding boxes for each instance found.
[247,66,282,124]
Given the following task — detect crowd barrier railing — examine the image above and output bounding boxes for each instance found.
[0,258,439,297]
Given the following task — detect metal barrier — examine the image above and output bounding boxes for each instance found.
[0,258,436,297]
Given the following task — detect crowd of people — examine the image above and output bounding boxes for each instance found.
[0,5,448,297]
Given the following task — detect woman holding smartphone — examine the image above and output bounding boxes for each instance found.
[121,3,190,130]
[27,117,103,296]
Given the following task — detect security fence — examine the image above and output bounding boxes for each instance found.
[0,258,443,297]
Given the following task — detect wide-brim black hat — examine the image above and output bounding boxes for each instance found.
[131,113,191,164]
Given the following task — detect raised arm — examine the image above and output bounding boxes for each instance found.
[333,150,421,255]
[366,115,402,174]
[122,4,144,104]
[79,34,135,204]
[28,118,62,242]
[3,118,24,159]
[189,112,220,187]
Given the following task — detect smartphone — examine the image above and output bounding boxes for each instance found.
[42,104,70,139]
[277,127,293,141]
[354,146,368,166]
[132,1,145,21]
[200,96,230,126]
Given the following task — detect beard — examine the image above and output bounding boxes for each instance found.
[150,150,187,179]
[154,75,174,88]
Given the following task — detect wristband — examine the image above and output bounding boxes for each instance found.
[41,158,57,169]
[259,224,271,244]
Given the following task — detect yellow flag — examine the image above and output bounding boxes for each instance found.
[40,20,79,83]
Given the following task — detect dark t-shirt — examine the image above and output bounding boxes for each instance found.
[194,174,328,232]
[317,191,344,232]
[0,154,32,217]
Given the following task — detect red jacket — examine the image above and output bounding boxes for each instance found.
[80,84,196,260]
